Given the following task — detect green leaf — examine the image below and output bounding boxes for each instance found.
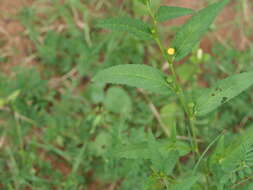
[166,141,191,157]
[221,126,253,172]
[155,6,194,22]
[116,142,150,159]
[195,70,253,116]
[133,0,149,16]
[115,136,179,175]
[209,127,253,185]
[160,103,184,137]
[96,17,153,40]
[170,175,199,190]
[104,87,132,114]
[150,150,179,175]
[136,0,149,5]
[89,82,105,104]
[148,134,179,175]
[6,90,21,102]
[176,64,196,83]
[93,64,170,95]
[172,0,228,60]
[90,132,112,156]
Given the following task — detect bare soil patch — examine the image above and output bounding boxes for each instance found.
[0,0,35,72]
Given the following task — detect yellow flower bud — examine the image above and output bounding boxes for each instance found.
[167,48,175,55]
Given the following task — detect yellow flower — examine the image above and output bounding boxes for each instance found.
[167,48,175,55]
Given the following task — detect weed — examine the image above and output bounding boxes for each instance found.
[0,0,253,189]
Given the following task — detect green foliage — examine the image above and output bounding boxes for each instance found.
[196,70,253,116]
[160,103,181,128]
[115,138,180,175]
[104,87,132,114]
[96,17,153,40]
[136,0,150,5]
[0,90,20,108]
[209,127,253,188]
[172,0,229,60]
[155,6,194,22]
[177,64,197,83]
[170,175,199,190]
[37,30,91,75]
[93,64,170,94]
[2,0,253,189]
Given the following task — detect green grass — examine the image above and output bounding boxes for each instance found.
[0,0,253,189]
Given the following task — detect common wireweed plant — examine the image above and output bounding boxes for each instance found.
[94,0,253,189]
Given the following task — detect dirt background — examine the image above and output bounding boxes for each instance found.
[0,0,252,72]
[0,0,252,189]
[0,0,31,71]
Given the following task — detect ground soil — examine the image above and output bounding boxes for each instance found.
[163,0,253,51]
[0,0,36,72]
[1,0,252,71]
[0,0,252,189]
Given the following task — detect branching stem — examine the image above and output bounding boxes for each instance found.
[147,2,199,155]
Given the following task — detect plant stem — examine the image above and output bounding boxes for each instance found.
[193,133,223,173]
[147,3,199,155]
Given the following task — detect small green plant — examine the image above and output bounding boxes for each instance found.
[94,0,253,189]
[1,0,253,189]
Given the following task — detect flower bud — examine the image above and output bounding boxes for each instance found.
[167,48,175,55]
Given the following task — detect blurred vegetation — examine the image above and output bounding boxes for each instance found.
[0,0,253,189]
